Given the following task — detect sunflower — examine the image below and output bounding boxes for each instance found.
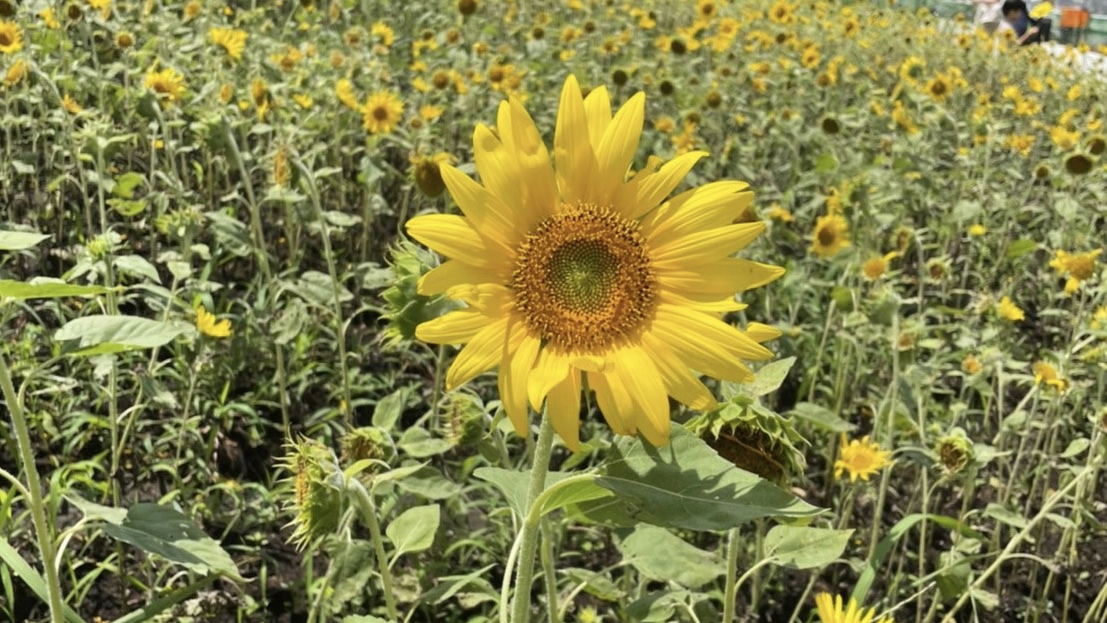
[209,28,248,60]
[1050,126,1080,151]
[361,91,403,134]
[861,252,897,281]
[407,75,782,448]
[196,305,232,338]
[996,295,1024,322]
[811,213,850,258]
[0,19,22,55]
[144,67,186,104]
[1032,361,1067,392]
[4,57,27,86]
[1064,153,1092,175]
[768,0,795,25]
[815,593,894,623]
[834,436,892,482]
[925,73,951,102]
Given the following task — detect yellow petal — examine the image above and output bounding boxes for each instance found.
[547,372,582,451]
[417,260,504,295]
[657,290,750,313]
[651,222,767,269]
[582,84,612,150]
[612,347,671,446]
[588,370,636,436]
[445,315,510,390]
[527,348,571,411]
[554,75,597,205]
[591,91,645,205]
[499,325,538,437]
[440,163,519,247]
[649,307,761,381]
[657,258,785,296]
[406,214,505,266]
[415,309,489,344]
[641,332,717,411]
[644,182,753,247]
[745,322,783,343]
[499,98,558,220]
[619,151,707,220]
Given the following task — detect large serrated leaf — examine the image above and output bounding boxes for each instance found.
[589,425,819,531]
[763,526,853,569]
[55,315,188,354]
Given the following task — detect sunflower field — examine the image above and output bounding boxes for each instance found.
[1,0,1106,621]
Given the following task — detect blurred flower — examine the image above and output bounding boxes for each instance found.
[4,57,27,86]
[816,594,893,623]
[40,7,61,29]
[209,28,248,60]
[410,152,452,198]
[1050,249,1101,293]
[362,91,403,134]
[457,0,477,16]
[196,305,232,338]
[1032,361,1067,392]
[996,296,1024,322]
[1092,306,1107,331]
[968,224,987,237]
[862,252,897,281]
[962,354,983,375]
[183,1,201,20]
[371,21,394,47]
[834,435,892,482]
[336,79,360,110]
[935,430,974,475]
[766,204,794,222]
[1050,126,1080,151]
[1064,153,1093,175]
[0,19,22,55]
[1005,134,1035,157]
[144,67,186,105]
[62,94,82,114]
[811,213,850,258]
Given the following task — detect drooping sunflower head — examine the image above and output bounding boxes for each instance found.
[407,75,783,449]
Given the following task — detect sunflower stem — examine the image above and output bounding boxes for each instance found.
[511,414,556,623]
[0,349,65,623]
[722,527,741,622]
[350,482,400,621]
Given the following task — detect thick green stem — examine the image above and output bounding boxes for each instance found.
[540,520,560,623]
[0,351,65,623]
[722,528,741,622]
[511,415,556,623]
[351,483,400,621]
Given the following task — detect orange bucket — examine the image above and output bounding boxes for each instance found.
[1061,7,1090,29]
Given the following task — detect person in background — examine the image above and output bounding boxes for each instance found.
[974,0,1004,34]
[1002,0,1051,45]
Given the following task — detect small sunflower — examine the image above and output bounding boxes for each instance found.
[407,75,783,448]
[0,19,22,55]
[861,252,897,281]
[362,91,403,134]
[967,224,987,237]
[996,295,1024,322]
[196,305,232,338]
[4,57,28,86]
[811,213,850,258]
[144,67,186,105]
[834,435,893,482]
[815,593,894,623]
[209,28,248,60]
[1032,361,1068,392]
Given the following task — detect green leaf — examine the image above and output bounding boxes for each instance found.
[474,467,575,518]
[618,525,722,588]
[983,503,1028,529]
[109,198,148,217]
[0,538,86,623]
[563,568,624,602]
[814,152,839,173]
[342,617,393,623]
[396,427,452,459]
[763,526,853,569]
[1005,239,1038,259]
[0,280,114,301]
[395,466,461,500]
[55,315,187,354]
[590,425,819,531]
[385,504,440,557]
[112,172,145,199]
[373,387,412,430]
[1060,438,1089,459]
[789,402,854,433]
[744,357,797,397]
[537,476,611,517]
[852,514,983,604]
[113,255,161,283]
[0,231,50,251]
[76,500,241,580]
[626,591,691,622]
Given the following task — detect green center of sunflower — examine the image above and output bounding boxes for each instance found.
[512,204,656,351]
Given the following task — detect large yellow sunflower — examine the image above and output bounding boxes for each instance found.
[408,75,782,449]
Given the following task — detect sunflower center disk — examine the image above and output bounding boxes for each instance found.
[512,204,656,352]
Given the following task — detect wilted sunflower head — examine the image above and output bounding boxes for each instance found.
[379,241,455,349]
[281,437,345,549]
[1087,135,1106,156]
[821,116,841,135]
[686,401,806,487]
[1065,152,1093,175]
[340,426,395,466]
[441,392,487,447]
[935,430,974,475]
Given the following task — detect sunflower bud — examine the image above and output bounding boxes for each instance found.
[341,426,395,466]
[934,430,974,475]
[687,401,806,487]
[380,242,455,348]
[282,438,345,549]
[442,392,486,447]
